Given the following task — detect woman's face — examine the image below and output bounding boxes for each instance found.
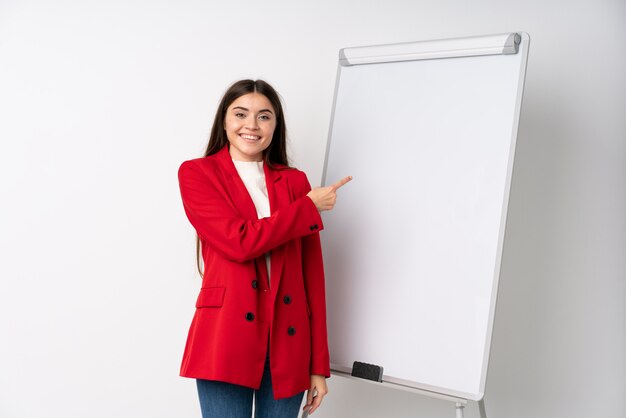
[224,93,277,162]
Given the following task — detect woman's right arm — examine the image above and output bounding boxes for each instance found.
[178,160,323,263]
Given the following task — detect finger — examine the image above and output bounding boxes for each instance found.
[330,176,353,191]
[303,389,314,409]
[308,393,324,414]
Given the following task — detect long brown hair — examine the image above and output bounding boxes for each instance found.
[196,79,290,276]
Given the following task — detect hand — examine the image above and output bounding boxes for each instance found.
[306,176,352,212]
[303,375,328,415]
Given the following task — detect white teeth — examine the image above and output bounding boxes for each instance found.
[241,134,260,140]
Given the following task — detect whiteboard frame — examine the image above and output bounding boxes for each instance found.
[322,32,530,403]
[338,33,521,66]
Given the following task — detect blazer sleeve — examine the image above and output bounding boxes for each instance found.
[299,175,331,378]
[178,159,324,263]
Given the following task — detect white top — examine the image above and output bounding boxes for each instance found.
[232,159,271,283]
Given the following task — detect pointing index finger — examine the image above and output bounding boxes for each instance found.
[330,176,353,191]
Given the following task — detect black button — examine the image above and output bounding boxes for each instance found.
[245,312,255,321]
[287,326,296,336]
[309,224,319,231]
[283,295,292,304]
[251,280,258,289]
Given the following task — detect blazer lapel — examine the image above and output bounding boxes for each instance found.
[264,164,291,293]
[216,146,258,222]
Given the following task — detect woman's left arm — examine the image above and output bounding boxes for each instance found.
[299,172,331,414]
[302,230,331,377]
[299,173,331,378]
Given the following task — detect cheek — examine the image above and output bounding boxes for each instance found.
[266,123,277,139]
[224,119,239,136]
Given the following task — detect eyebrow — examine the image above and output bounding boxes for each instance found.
[232,106,274,114]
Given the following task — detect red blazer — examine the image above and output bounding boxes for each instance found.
[178,145,330,399]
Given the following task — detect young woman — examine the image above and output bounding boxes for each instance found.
[177,79,351,418]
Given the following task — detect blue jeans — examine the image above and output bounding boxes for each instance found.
[196,356,305,418]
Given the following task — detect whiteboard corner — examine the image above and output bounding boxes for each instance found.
[338,48,351,66]
[518,31,530,42]
[472,391,485,402]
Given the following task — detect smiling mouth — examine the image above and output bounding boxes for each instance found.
[240,134,261,141]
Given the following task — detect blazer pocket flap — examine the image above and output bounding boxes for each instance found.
[196,287,226,308]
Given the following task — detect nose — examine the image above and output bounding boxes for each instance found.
[245,116,259,130]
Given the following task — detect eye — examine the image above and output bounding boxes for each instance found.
[258,114,272,121]
[234,112,246,118]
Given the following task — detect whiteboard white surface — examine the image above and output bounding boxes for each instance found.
[322,33,529,401]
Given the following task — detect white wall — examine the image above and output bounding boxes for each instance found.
[0,1,623,418]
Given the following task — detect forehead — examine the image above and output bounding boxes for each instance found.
[229,93,275,112]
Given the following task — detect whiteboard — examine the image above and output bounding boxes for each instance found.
[321,33,529,401]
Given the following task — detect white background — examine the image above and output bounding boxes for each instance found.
[0,1,623,418]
